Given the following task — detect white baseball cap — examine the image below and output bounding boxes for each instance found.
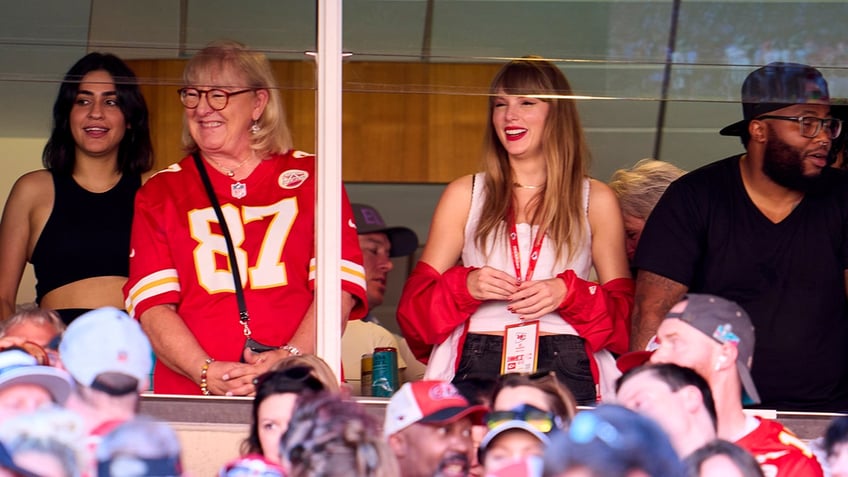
[59,307,152,393]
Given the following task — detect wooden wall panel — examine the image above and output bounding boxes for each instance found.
[342,62,431,182]
[427,63,500,182]
[127,59,497,183]
[129,60,188,169]
[271,61,317,156]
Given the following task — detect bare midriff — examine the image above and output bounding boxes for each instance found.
[39,276,128,311]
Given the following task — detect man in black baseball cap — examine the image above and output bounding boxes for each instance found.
[719,62,832,138]
[342,204,422,391]
[632,62,848,411]
[350,203,419,309]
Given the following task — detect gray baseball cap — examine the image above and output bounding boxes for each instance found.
[665,294,760,405]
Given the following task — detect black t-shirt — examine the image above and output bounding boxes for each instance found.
[635,155,848,411]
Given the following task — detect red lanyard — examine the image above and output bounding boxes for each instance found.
[508,211,545,283]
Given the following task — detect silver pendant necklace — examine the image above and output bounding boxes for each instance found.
[210,156,251,178]
[207,153,255,198]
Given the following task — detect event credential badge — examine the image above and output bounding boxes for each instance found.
[500,320,540,374]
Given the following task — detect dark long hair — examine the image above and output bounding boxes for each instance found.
[241,366,325,456]
[42,52,153,175]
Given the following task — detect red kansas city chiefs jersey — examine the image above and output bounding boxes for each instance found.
[124,151,367,393]
[736,416,823,477]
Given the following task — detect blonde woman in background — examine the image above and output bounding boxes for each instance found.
[608,158,686,263]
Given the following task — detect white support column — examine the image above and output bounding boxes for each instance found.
[315,0,344,379]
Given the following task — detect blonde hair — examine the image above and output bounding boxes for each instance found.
[0,305,65,338]
[271,354,341,393]
[476,57,591,262]
[608,158,686,219]
[181,39,292,156]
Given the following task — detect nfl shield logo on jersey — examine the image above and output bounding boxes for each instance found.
[231,182,247,199]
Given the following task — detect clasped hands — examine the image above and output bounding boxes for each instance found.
[467,266,567,321]
[199,347,293,396]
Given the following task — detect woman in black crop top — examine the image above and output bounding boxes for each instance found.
[0,53,153,324]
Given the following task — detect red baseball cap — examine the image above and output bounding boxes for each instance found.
[616,350,654,374]
[383,381,488,436]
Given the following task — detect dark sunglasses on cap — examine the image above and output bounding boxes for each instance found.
[485,404,562,434]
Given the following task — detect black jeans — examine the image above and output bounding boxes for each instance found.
[454,333,596,405]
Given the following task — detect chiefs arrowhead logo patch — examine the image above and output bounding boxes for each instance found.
[279,169,309,189]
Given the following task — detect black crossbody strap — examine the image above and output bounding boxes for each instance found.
[192,152,251,335]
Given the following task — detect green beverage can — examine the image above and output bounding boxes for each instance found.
[360,353,373,396]
[371,347,399,397]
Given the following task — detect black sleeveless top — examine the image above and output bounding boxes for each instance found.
[30,171,141,303]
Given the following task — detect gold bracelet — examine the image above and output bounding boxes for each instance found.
[200,357,215,396]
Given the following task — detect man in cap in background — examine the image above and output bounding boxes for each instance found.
[385,380,487,477]
[0,347,72,420]
[342,203,424,389]
[650,294,822,477]
[59,307,152,443]
[632,61,848,411]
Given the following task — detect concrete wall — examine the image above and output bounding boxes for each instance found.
[173,423,246,477]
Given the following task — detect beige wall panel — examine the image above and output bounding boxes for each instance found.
[0,138,48,305]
